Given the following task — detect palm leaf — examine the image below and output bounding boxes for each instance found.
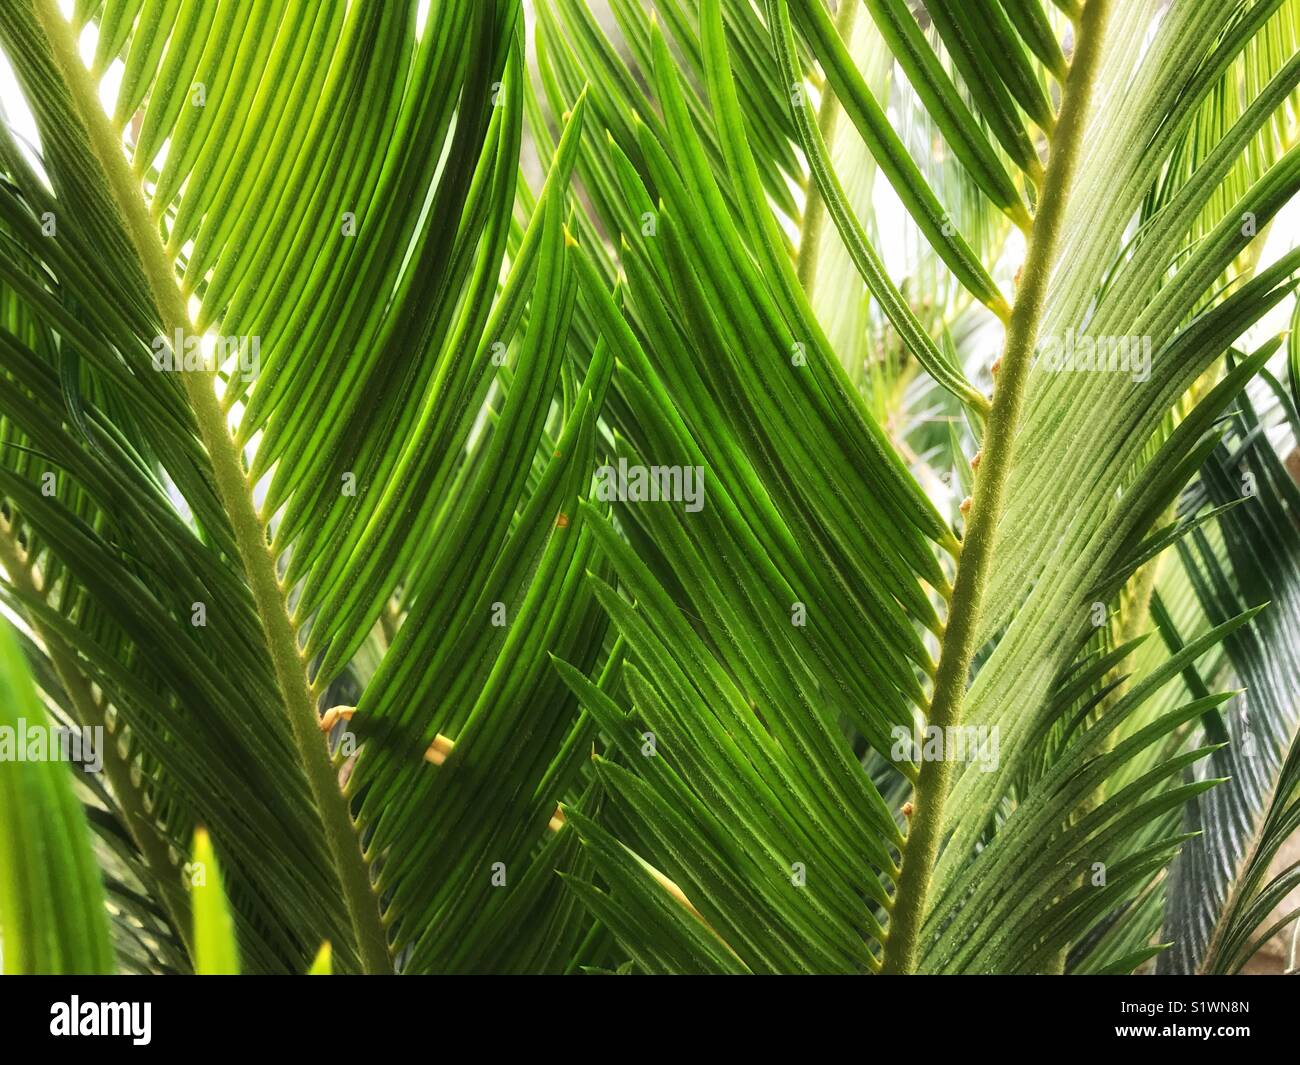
[0,612,112,973]
[1,0,1298,978]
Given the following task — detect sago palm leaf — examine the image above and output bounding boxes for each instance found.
[0,0,1298,979]
[1156,383,1300,973]
[0,0,610,975]
[536,0,1300,974]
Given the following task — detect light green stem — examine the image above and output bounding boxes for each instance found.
[881,0,1114,974]
[795,0,858,296]
[31,0,391,974]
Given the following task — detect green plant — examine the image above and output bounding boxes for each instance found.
[0,0,1297,975]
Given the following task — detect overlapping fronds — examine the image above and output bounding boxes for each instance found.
[1,0,1298,977]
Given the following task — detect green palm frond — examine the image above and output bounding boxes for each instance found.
[0,0,1298,978]
[0,612,112,974]
[1158,383,1300,972]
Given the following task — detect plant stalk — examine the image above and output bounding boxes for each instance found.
[32,0,392,974]
[795,0,859,297]
[880,0,1114,974]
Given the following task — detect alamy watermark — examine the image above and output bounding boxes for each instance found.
[594,458,705,512]
[891,724,1000,773]
[50,997,150,1045]
[1035,332,1151,383]
[0,718,103,773]
[151,327,260,383]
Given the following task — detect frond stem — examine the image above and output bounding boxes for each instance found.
[794,0,858,298]
[880,0,1114,974]
[32,0,392,974]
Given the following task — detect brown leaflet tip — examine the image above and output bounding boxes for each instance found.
[319,706,356,732]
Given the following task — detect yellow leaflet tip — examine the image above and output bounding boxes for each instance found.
[308,941,331,975]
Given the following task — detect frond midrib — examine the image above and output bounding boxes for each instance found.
[29,0,391,974]
[880,0,1117,974]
